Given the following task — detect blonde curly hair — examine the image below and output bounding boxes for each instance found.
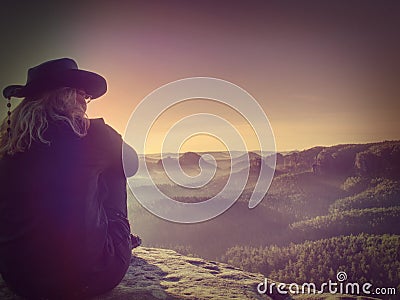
[0,87,90,156]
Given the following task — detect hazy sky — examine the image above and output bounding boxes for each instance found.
[1,0,399,152]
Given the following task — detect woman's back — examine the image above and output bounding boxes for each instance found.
[0,118,128,296]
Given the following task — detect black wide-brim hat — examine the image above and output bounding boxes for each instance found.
[2,58,107,100]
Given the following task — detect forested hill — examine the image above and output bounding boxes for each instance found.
[220,141,400,299]
[129,140,400,299]
[274,140,400,178]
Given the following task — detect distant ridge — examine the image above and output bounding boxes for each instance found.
[276,140,400,177]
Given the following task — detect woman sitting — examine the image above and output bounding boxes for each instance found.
[0,58,141,299]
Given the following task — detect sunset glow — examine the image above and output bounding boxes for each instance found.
[1,1,399,152]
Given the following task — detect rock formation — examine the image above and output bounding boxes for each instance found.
[0,247,381,299]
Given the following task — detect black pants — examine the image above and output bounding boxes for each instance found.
[3,214,132,300]
[77,212,132,299]
[77,169,133,299]
[78,170,133,299]
[3,174,133,300]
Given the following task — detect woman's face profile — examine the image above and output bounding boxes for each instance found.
[76,89,90,113]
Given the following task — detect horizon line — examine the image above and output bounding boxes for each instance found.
[135,139,399,155]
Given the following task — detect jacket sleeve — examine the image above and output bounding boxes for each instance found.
[103,122,138,178]
[122,141,138,177]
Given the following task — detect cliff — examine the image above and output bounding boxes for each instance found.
[0,247,380,299]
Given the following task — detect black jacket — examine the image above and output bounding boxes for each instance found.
[0,118,137,295]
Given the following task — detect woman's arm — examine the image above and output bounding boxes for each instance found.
[122,142,138,177]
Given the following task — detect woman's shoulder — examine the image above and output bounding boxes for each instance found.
[89,118,121,139]
[89,118,106,126]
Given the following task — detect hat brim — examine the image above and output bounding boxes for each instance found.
[3,69,107,100]
[3,85,25,99]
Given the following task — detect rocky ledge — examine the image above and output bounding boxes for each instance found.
[99,247,277,300]
[1,247,380,300]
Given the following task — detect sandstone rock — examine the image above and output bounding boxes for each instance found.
[0,247,281,300]
[0,247,381,300]
[95,247,276,300]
